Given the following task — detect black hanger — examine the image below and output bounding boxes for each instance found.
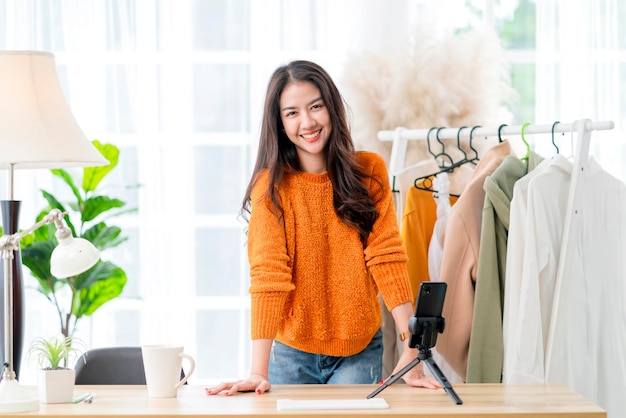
[498,124,507,143]
[391,175,400,193]
[413,126,481,197]
[456,126,468,161]
[551,121,561,154]
[425,127,439,159]
[468,125,482,160]
[456,126,480,166]
[432,127,455,168]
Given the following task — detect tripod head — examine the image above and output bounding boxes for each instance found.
[408,315,445,352]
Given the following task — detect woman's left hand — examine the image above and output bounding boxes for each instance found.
[391,349,441,389]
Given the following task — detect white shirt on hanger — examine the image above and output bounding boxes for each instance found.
[504,154,626,417]
[503,156,559,383]
[544,157,626,418]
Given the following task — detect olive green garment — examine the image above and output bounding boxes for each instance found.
[466,151,543,383]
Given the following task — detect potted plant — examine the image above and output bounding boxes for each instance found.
[28,335,86,403]
[19,140,136,339]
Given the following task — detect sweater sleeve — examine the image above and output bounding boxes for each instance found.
[247,171,295,340]
[361,153,413,311]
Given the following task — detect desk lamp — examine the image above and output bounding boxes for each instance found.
[0,50,108,412]
[0,209,100,412]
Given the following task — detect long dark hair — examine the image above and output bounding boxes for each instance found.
[241,60,379,243]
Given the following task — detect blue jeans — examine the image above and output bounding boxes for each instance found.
[268,329,383,384]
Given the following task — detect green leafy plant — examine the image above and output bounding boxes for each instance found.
[20,140,135,338]
[27,335,86,370]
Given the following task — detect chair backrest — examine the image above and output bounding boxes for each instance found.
[75,346,188,385]
[74,346,147,385]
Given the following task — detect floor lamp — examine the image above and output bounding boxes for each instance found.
[0,51,108,412]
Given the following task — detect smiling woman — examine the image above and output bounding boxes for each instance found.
[205,59,440,395]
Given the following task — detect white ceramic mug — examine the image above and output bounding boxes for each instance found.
[141,344,196,398]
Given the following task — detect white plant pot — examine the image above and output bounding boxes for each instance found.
[37,368,75,404]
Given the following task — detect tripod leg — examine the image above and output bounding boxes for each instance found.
[366,357,422,399]
[423,357,462,405]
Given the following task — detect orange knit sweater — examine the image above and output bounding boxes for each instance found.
[247,151,413,357]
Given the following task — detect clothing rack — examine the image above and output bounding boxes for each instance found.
[378,120,615,185]
[379,118,616,392]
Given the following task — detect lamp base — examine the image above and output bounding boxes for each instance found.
[0,378,39,413]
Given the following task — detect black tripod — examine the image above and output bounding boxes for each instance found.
[367,315,462,405]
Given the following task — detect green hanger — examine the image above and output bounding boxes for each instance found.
[520,122,531,160]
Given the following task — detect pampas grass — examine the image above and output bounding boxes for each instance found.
[341,26,514,167]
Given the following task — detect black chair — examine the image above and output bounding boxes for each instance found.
[74,346,147,385]
[74,346,188,385]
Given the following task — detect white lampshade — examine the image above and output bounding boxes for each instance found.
[0,50,108,169]
[50,235,100,279]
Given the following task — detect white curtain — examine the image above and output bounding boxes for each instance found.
[1,0,409,385]
[535,0,623,179]
[4,0,622,388]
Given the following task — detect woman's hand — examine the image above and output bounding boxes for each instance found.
[205,373,271,396]
[391,349,440,389]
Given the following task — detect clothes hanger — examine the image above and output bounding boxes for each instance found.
[425,127,439,159]
[412,125,480,197]
[498,124,507,143]
[456,126,469,162]
[391,175,400,193]
[390,126,443,194]
[520,122,531,161]
[413,127,448,194]
[468,125,482,161]
[551,121,561,154]
[413,166,461,197]
[432,127,455,168]
[390,127,441,179]
[456,126,479,166]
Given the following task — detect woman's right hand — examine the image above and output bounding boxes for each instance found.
[204,373,271,396]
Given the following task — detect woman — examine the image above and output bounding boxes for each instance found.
[206,60,440,395]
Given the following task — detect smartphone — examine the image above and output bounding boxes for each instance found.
[408,281,447,349]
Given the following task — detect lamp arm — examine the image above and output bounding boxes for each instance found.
[0,208,67,256]
[0,208,69,381]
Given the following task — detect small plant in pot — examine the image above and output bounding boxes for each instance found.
[28,335,86,404]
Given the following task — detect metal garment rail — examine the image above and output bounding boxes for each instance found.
[377,120,615,142]
[378,120,615,183]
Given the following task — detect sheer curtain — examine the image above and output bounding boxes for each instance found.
[7,0,622,388]
[535,0,624,179]
[0,0,407,385]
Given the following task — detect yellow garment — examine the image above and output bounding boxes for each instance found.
[247,151,413,357]
[401,179,458,301]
